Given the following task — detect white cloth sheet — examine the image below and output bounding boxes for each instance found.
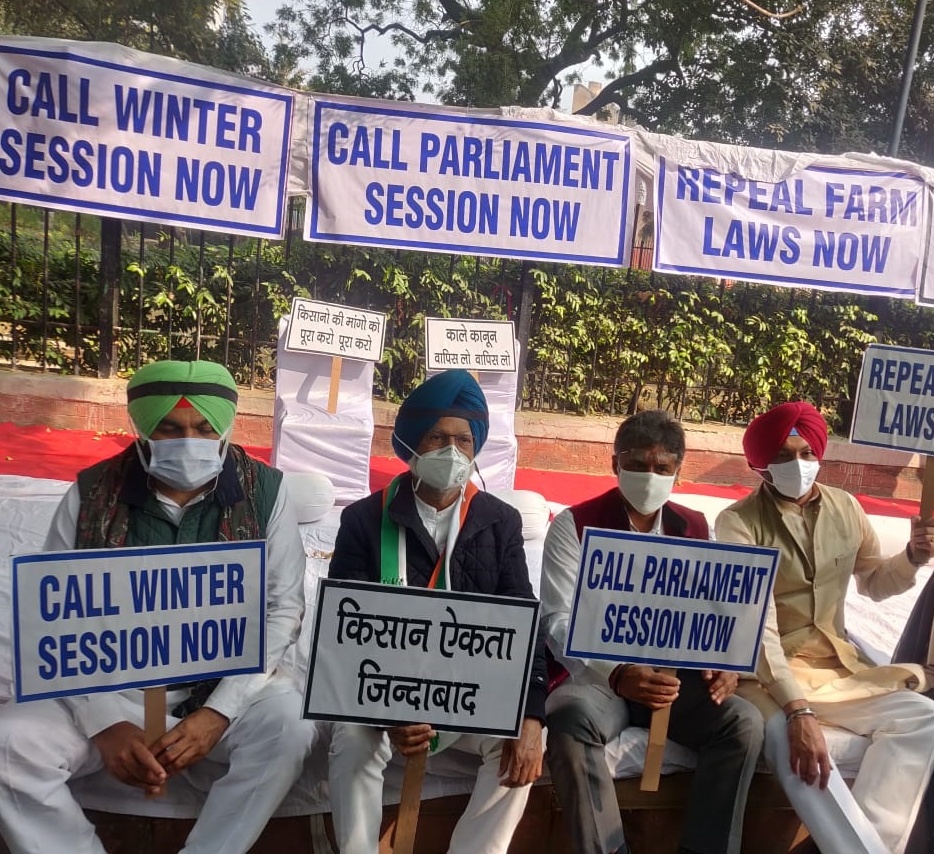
[272,317,375,506]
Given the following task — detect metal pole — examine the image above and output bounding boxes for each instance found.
[890,0,929,157]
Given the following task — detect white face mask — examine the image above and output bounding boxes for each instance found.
[766,458,820,499]
[617,470,675,515]
[142,436,227,491]
[411,444,474,492]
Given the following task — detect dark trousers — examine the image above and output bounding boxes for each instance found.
[545,670,764,854]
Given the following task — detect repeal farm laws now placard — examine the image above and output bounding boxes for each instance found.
[566,529,778,672]
[851,343,934,453]
[653,156,925,299]
[285,297,386,362]
[0,38,293,237]
[12,540,266,702]
[306,98,634,266]
[425,318,516,373]
[304,580,539,736]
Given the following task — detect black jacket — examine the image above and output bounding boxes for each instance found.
[329,473,548,721]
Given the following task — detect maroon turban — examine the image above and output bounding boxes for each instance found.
[743,402,828,469]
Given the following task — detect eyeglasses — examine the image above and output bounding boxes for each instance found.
[423,431,474,451]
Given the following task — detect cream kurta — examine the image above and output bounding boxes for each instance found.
[715,482,927,709]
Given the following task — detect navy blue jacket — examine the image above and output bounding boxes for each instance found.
[329,473,548,721]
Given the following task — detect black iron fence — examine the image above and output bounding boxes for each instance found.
[3,198,928,432]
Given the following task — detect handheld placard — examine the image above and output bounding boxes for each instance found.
[564,528,778,797]
[849,343,934,664]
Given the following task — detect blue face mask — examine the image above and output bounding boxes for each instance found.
[141,436,227,491]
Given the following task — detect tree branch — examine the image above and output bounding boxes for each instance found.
[573,57,680,116]
[736,0,803,20]
[519,14,634,105]
[355,20,465,43]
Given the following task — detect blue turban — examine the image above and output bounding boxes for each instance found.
[391,370,489,461]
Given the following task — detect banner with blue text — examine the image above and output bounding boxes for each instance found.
[653,155,925,298]
[0,38,294,237]
[566,528,778,672]
[12,540,266,702]
[851,343,934,454]
[306,99,635,266]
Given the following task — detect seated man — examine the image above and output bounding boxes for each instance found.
[327,369,548,853]
[0,360,317,854]
[542,409,764,854]
[715,401,934,854]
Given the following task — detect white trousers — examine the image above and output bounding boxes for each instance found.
[0,690,317,854]
[764,690,934,854]
[328,723,532,854]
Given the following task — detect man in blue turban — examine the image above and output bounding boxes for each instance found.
[327,369,548,853]
[0,360,318,854]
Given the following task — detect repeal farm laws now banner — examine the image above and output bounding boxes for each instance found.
[566,529,778,672]
[851,343,934,453]
[653,156,925,299]
[0,38,293,237]
[306,98,635,266]
[304,580,539,737]
[12,541,266,702]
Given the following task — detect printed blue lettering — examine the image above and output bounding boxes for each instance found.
[509,197,579,241]
[38,636,58,679]
[328,122,349,164]
[867,357,884,389]
[588,549,604,589]
[677,167,701,201]
[39,576,59,621]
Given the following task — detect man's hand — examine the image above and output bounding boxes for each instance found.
[498,718,543,788]
[388,723,436,757]
[92,721,167,796]
[610,665,680,710]
[908,515,934,566]
[702,670,739,705]
[151,708,229,776]
[785,709,831,789]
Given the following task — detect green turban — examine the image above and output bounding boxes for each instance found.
[126,360,238,439]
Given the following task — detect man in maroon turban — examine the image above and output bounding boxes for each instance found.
[716,401,934,854]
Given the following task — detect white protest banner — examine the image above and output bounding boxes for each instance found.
[425,318,516,373]
[285,297,386,362]
[306,98,634,266]
[654,155,924,298]
[304,580,539,737]
[850,343,934,453]
[0,37,293,238]
[566,529,778,672]
[13,541,266,701]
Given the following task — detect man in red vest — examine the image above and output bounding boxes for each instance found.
[542,409,763,854]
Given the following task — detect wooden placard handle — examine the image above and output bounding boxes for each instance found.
[144,685,166,745]
[144,685,167,798]
[393,750,427,853]
[920,457,934,521]
[327,356,342,414]
[640,667,676,792]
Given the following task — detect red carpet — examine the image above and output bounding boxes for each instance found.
[0,422,919,518]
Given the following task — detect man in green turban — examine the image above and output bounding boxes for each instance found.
[0,360,317,854]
